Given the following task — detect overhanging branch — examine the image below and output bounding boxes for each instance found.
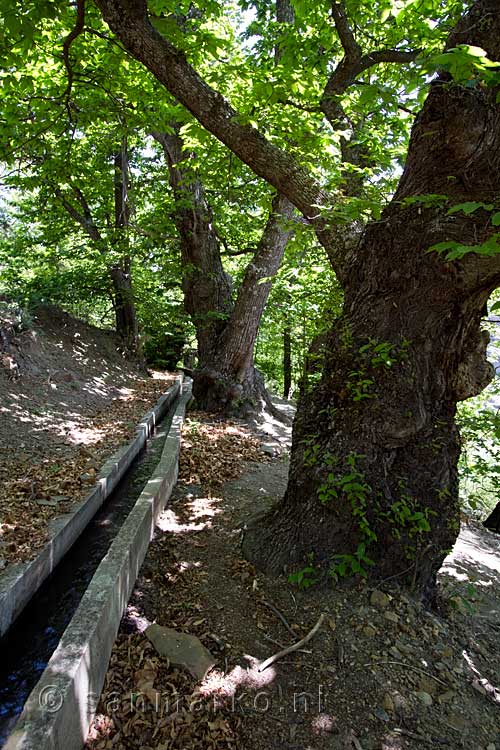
[62,0,86,120]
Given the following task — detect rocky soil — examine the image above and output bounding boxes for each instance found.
[86,406,500,750]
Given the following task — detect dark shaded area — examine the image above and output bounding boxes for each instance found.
[484,501,500,532]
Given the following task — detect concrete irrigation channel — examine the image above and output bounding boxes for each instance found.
[0,375,192,750]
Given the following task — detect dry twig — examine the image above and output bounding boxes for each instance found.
[258,614,325,672]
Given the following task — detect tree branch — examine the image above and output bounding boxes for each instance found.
[322,1,421,127]
[321,48,421,125]
[95,0,340,267]
[62,0,86,120]
[55,186,102,243]
[331,2,361,59]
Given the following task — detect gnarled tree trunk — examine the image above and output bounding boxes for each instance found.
[153,128,293,414]
[242,5,500,592]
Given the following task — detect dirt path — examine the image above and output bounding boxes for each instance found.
[86,406,500,750]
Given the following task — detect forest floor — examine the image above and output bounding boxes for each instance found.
[0,303,173,568]
[86,401,500,750]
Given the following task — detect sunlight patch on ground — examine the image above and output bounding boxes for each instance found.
[157,508,210,534]
[443,526,500,578]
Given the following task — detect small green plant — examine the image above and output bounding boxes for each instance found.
[448,582,479,615]
[329,543,375,581]
[384,496,435,539]
[288,554,319,589]
[303,442,322,467]
[346,370,375,401]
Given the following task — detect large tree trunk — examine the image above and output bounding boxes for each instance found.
[243,5,500,593]
[152,129,233,364]
[195,192,294,413]
[153,129,293,414]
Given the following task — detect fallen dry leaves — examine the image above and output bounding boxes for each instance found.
[86,633,239,750]
[178,413,269,492]
[0,375,173,568]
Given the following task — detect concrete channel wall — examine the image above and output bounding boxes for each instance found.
[0,373,183,639]
[5,379,192,750]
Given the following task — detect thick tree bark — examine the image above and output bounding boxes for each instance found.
[152,129,233,364]
[242,3,500,593]
[153,129,294,413]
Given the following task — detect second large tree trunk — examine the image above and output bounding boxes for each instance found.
[193,193,294,413]
[243,4,500,593]
[154,129,293,414]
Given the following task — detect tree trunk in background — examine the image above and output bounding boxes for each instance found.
[55,143,139,355]
[109,261,138,354]
[195,193,294,412]
[112,146,139,353]
[153,129,293,414]
[243,4,500,594]
[152,129,233,364]
[283,325,291,399]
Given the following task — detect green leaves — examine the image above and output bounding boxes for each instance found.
[429,235,500,261]
[447,201,494,216]
[430,44,500,86]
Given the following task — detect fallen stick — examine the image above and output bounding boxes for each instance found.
[362,660,448,687]
[257,613,325,672]
[260,599,297,639]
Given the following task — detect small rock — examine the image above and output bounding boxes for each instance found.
[437,690,456,704]
[415,691,433,707]
[145,624,215,680]
[486,744,496,750]
[370,590,390,609]
[389,646,402,659]
[363,625,377,637]
[397,642,415,656]
[261,443,277,456]
[35,499,60,507]
[384,611,400,624]
[374,707,390,722]
[418,676,438,695]
[382,693,395,713]
[79,473,94,483]
[446,712,467,730]
[392,692,409,716]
